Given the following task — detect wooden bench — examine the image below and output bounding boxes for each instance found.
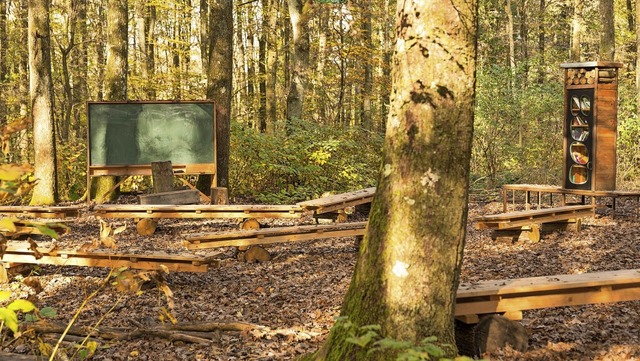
[297,187,375,219]
[473,205,594,242]
[93,204,305,220]
[184,221,367,250]
[456,268,640,322]
[455,268,640,356]
[0,205,82,219]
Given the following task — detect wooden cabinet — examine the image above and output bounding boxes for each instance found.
[561,61,622,191]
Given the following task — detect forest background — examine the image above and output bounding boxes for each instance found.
[1,0,638,205]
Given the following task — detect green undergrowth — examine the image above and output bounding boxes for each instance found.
[230,118,383,204]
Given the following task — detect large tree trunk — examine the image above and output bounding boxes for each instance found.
[599,0,615,60]
[91,0,128,202]
[28,0,58,205]
[285,0,311,128]
[315,0,478,359]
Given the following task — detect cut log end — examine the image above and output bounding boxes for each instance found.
[244,246,271,263]
[239,219,261,230]
[472,315,528,356]
[137,219,158,236]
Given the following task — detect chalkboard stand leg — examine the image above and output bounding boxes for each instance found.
[177,178,211,203]
[95,176,132,203]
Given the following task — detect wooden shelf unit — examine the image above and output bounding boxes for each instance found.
[561,61,622,191]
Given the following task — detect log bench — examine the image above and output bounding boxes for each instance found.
[473,205,594,242]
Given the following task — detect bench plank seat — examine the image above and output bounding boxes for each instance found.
[456,269,640,317]
[184,221,367,249]
[0,205,82,219]
[473,205,594,230]
[297,187,376,214]
[93,204,305,219]
[1,243,210,273]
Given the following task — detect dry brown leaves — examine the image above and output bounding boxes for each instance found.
[1,197,639,360]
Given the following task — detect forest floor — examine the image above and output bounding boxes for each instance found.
[1,194,640,360]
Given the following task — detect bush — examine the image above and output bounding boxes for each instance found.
[230,119,383,204]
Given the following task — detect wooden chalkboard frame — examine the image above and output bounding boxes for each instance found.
[86,100,217,196]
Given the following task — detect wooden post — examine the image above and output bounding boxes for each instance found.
[151,161,174,193]
[211,187,228,205]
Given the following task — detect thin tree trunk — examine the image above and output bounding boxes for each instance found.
[599,0,615,60]
[505,0,516,85]
[285,0,311,129]
[519,0,529,81]
[146,4,156,98]
[17,0,30,163]
[28,0,58,205]
[635,0,640,112]
[204,0,232,190]
[266,0,278,131]
[537,0,546,83]
[571,0,582,61]
[92,0,127,202]
[259,0,268,132]
[315,5,327,123]
[0,0,7,127]
[95,0,106,101]
[71,0,87,139]
[379,0,391,131]
[359,2,373,129]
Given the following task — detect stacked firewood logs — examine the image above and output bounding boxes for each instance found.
[566,67,617,85]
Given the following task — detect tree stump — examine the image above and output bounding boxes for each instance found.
[151,161,174,193]
[211,187,228,205]
[456,315,528,357]
[136,219,158,236]
[244,246,271,263]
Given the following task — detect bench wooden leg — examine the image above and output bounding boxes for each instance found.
[529,224,541,242]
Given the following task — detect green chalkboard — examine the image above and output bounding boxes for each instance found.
[88,102,215,166]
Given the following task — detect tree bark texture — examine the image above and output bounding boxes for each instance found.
[570,0,582,61]
[92,0,128,202]
[636,0,640,112]
[105,0,128,101]
[0,0,7,126]
[286,0,311,126]
[28,0,57,205]
[599,0,615,61]
[318,0,478,359]
[206,0,233,189]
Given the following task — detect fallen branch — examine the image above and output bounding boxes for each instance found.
[26,320,266,344]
